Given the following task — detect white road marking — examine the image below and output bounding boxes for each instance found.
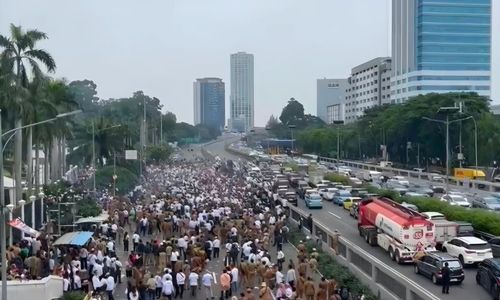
[328,212,342,219]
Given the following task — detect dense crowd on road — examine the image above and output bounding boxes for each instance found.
[6,153,363,300]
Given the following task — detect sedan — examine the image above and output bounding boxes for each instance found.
[440,194,471,208]
[409,184,434,197]
[333,191,352,206]
[472,195,500,211]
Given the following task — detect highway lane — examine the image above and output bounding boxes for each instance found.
[206,136,491,300]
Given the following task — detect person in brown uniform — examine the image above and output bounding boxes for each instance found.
[317,277,329,300]
[296,274,306,299]
[304,277,316,300]
[298,259,308,278]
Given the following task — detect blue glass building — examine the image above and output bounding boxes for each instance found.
[193,78,225,131]
[391,0,491,103]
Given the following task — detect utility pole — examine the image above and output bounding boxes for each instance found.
[92,121,96,193]
[0,109,7,300]
[417,143,420,169]
[459,101,463,168]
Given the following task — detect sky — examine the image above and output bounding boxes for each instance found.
[1,0,499,126]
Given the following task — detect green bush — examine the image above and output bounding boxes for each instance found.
[324,173,350,185]
[288,229,375,300]
[366,185,500,236]
[61,291,86,300]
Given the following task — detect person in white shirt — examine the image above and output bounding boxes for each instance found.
[105,273,115,300]
[155,274,163,299]
[277,250,285,269]
[162,275,174,300]
[132,232,140,251]
[230,266,239,293]
[63,274,70,292]
[91,272,102,292]
[212,237,221,258]
[93,262,103,277]
[286,264,297,286]
[106,239,115,256]
[188,271,199,297]
[171,250,179,264]
[201,271,213,300]
[73,271,82,290]
[275,268,284,285]
[176,271,186,298]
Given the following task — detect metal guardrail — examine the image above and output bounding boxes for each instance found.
[316,156,500,192]
[288,205,441,300]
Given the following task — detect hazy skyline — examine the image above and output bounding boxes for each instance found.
[2,0,499,126]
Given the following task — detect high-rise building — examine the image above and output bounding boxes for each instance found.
[391,0,491,103]
[193,78,225,131]
[345,57,392,123]
[316,78,348,123]
[230,52,254,132]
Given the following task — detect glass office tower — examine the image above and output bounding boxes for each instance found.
[391,0,491,103]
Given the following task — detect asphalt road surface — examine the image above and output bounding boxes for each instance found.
[204,135,492,300]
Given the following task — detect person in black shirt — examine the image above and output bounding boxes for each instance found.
[441,262,450,294]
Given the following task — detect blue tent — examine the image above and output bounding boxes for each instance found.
[53,231,94,247]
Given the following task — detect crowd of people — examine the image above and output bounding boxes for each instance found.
[5,151,362,300]
[95,156,362,300]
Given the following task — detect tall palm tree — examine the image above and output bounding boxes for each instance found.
[0,24,56,203]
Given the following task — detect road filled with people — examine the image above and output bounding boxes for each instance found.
[46,153,360,300]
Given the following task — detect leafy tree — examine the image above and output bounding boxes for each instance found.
[68,79,99,114]
[279,97,305,125]
[145,145,172,163]
[0,24,56,201]
[266,114,280,129]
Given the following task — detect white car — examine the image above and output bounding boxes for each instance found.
[349,177,363,186]
[442,237,493,265]
[440,194,471,208]
[323,187,339,201]
[391,176,410,186]
[421,211,446,220]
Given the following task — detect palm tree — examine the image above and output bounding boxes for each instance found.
[0,24,56,203]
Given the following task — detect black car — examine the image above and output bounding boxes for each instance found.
[414,253,464,284]
[476,258,500,299]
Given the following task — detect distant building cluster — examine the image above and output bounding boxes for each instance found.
[317,0,492,124]
[193,51,254,133]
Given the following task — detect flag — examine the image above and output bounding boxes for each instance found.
[8,218,40,238]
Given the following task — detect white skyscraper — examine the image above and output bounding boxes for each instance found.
[230,52,254,132]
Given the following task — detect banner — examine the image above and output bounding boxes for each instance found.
[8,218,40,238]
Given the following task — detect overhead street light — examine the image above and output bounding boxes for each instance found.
[423,106,460,193]
[0,108,81,300]
[332,120,345,162]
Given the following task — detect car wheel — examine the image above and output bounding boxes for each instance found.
[395,251,401,264]
[389,248,395,260]
[459,255,465,266]
[364,232,370,243]
[442,247,447,253]
[491,284,497,299]
[476,273,481,284]
[414,265,420,274]
[432,274,438,285]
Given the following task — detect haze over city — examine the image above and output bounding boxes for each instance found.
[1,0,499,125]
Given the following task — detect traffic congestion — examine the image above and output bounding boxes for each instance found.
[206,136,500,300]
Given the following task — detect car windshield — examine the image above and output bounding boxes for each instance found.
[443,260,462,269]
[339,191,350,196]
[484,197,500,204]
[467,243,489,250]
[449,195,466,202]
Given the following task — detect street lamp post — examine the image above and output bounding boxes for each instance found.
[423,106,460,193]
[30,194,36,229]
[0,109,80,300]
[288,125,296,156]
[332,120,345,162]
[39,192,45,229]
[91,123,122,193]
